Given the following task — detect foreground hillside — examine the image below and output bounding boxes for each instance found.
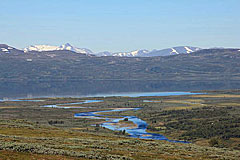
[0,120,239,160]
[0,91,240,159]
[0,49,240,82]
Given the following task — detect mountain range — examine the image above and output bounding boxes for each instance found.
[1,43,201,57]
[0,48,240,82]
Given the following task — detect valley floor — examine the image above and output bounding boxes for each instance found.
[0,90,240,159]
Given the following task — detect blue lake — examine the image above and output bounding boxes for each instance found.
[84,91,199,98]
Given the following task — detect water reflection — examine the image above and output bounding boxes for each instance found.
[0,80,239,99]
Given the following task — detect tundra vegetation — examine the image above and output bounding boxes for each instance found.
[0,90,240,159]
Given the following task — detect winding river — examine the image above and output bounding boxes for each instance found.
[41,92,199,143]
[74,107,188,143]
[75,106,188,143]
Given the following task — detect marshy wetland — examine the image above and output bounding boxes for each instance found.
[0,90,240,159]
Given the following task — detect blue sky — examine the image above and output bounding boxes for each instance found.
[0,0,239,52]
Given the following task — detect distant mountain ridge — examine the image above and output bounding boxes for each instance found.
[6,43,240,57]
[0,43,203,57]
[2,43,240,58]
[97,46,201,57]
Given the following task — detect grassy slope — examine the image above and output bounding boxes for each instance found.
[0,119,239,160]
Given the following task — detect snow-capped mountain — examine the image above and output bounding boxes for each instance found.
[58,43,93,54]
[24,43,93,54]
[97,49,150,57]
[0,44,24,54]
[95,46,201,57]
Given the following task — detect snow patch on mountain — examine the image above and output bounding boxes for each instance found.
[184,47,193,53]
[96,50,150,57]
[112,50,149,57]
[170,48,179,54]
[96,51,113,57]
[1,48,9,52]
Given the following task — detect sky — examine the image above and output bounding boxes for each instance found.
[0,0,240,52]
